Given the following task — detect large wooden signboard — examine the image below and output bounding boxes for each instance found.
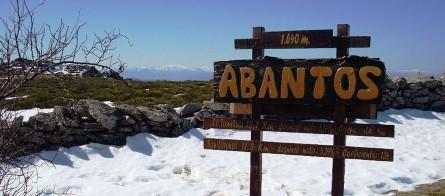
[213,56,386,104]
[203,24,394,196]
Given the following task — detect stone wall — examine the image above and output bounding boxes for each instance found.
[380,77,445,112]
[14,100,228,156]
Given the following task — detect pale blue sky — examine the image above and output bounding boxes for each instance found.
[1,0,444,74]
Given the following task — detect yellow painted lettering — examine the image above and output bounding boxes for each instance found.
[334,67,356,99]
[310,67,332,99]
[219,64,239,98]
[259,67,278,98]
[280,67,305,98]
[357,66,382,100]
[240,67,256,98]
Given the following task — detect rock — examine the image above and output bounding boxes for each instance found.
[80,122,106,131]
[384,78,397,89]
[181,117,198,131]
[203,101,229,111]
[424,80,442,89]
[11,116,23,129]
[82,99,123,130]
[59,126,87,135]
[120,115,137,126]
[53,106,81,127]
[194,109,215,121]
[118,127,134,133]
[388,90,397,98]
[415,88,429,96]
[28,112,57,132]
[178,103,203,117]
[73,100,92,118]
[403,90,412,97]
[25,135,46,146]
[408,83,423,90]
[395,97,405,106]
[431,100,445,108]
[137,106,168,122]
[429,93,441,101]
[87,133,126,146]
[412,97,429,104]
[396,77,408,89]
[116,104,144,122]
[154,104,183,125]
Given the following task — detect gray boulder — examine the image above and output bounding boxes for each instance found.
[194,109,215,121]
[53,106,81,127]
[396,77,408,89]
[178,103,203,117]
[408,83,423,90]
[154,104,183,125]
[116,104,145,122]
[412,97,429,104]
[431,100,445,108]
[27,112,57,132]
[137,106,168,122]
[384,78,397,90]
[424,80,442,89]
[82,100,123,130]
[181,117,198,131]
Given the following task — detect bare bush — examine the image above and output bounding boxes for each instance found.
[0,0,129,195]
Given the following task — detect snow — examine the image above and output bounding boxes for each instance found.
[5,95,29,100]
[15,108,53,121]
[13,109,445,195]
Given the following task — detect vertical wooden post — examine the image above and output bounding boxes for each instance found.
[331,24,349,196]
[250,26,264,196]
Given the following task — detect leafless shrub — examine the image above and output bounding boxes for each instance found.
[0,0,129,194]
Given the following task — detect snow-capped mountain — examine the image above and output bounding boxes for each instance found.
[123,66,212,81]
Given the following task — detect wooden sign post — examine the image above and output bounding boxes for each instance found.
[204,24,393,196]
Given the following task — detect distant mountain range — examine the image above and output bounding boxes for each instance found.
[123,65,212,81]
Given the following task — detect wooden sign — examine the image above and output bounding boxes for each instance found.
[203,117,394,138]
[205,25,393,196]
[235,30,370,49]
[204,138,393,161]
[214,56,386,104]
[229,103,377,119]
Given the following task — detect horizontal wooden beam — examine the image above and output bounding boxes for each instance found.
[235,35,370,49]
[204,138,393,161]
[203,117,394,137]
[229,103,377,119]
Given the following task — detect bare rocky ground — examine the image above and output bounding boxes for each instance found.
[386,179,445,195]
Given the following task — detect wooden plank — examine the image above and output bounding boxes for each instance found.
[262,30,333,48]
[203,138,394,162]
[250,26,264,196]
[332,36,371,48]
[235,30,333,49]
[213,56,386,104]
[235,31,371,49]
[229,103,377,119]
[332,23,350,196]
[203,117,395,138]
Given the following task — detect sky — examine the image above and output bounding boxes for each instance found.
[1,0,445,75]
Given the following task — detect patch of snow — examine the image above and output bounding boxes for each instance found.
[15,108,53,121]
[144,88,150,91]
[5,95,29,100]
[10,109,445,195]
[173,93,184,97]
[103,101,114,107]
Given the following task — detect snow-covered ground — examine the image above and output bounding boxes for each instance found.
[15,109,445,195]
